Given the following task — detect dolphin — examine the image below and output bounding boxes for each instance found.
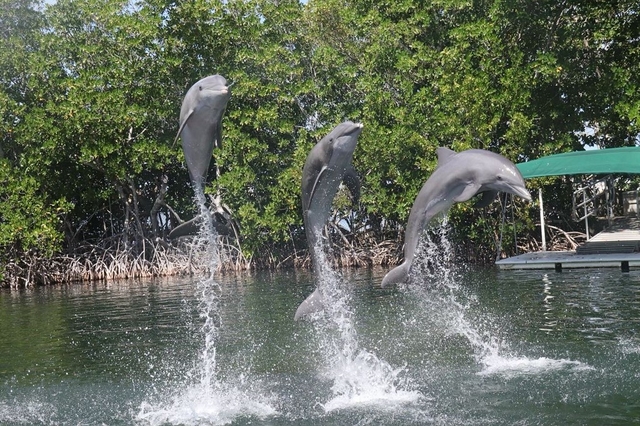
[294,121,363,320]
[174,74,231,188]
[380,147,532,287]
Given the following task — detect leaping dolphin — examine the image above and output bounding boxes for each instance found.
[294,121,363,320]
[381,147,532,287]
[174,74,231,188]
[170,75,231,238]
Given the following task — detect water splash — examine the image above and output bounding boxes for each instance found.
[321,349,420,412]
[187,184,222,390]
[618,337,640,355]
[310,240,421,412]
[137,379,277,426]
[408,218,590,377]
[137,185,276,424]
[478,355,593,377]
[408,218,493,359]
[0,399,57,425]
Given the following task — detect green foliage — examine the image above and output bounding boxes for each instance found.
[0,159,69,257]
[1,0,639,276]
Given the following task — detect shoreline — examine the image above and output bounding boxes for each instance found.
[1,224,583,288]
[0,236,403,289]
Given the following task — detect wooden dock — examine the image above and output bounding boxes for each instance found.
[495,250,640,271]
[496,216,640,271]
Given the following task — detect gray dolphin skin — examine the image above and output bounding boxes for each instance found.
[294,121,363,320]
[380,147,532,287]
[174,74,231,187]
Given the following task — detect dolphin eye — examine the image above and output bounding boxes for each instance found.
[497,175,503,180]
[198,85,203,91]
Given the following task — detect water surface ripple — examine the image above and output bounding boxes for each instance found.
[2,266,640,424]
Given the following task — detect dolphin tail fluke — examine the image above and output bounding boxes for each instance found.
[294,288,324,321]
[381,262,410,287]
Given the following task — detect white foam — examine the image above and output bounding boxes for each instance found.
[478,355,593,377]
[618,337,640,355]
[0,399,57,424]
[308,239,421,413]
[321,349,422,413]
[136,382,277,426]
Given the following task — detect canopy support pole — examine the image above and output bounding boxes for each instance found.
[495,193,507,262]
[539,188,546,251]
[584,190,590,240]
[512,194,518,255]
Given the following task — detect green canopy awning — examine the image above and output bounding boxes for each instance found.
[516,146,640,179]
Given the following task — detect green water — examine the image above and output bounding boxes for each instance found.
[1,266,640,425]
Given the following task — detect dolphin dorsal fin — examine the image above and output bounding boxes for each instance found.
[172,108,195,146]
[436,147,456,166]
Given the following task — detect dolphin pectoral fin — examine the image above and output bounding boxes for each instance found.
[454,183,482,203]
[343,166,361,204]
[294,288,324,321]
[172,108,195,147]
[381,262,410,287]
[473,190,499,208]
[307,166,327,210]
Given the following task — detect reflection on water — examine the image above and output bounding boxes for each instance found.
[1,266,640,424]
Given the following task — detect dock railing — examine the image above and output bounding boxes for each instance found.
[572,175,616,240]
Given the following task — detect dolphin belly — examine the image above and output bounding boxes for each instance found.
[181,123,217,185]
[303,169,343,243]
[306,188,336,229]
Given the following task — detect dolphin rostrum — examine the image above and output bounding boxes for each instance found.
[294,121,363,320]
[381,147,532,287]
[174,74,231,188]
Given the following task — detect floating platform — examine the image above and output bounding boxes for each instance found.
[496,216,640,271]
[495,250,640,271]
[576,216,640,254]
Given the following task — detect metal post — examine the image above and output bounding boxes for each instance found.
[539,188,546,251]
[606,177,613,225]
[512,194,518,255]
[584,190,590,240]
